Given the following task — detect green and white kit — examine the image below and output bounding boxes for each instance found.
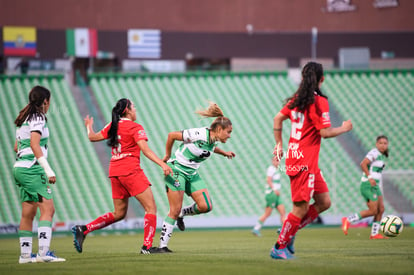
[165,127,217,194]
[360,148,387,202]
[265,165,282,208]
[13,115,52,202]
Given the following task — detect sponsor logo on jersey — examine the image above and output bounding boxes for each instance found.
[322,112,330,124]
[138,129,147,138]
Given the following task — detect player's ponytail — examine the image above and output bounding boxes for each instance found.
[107,98,131,147]
[196,101,232,132]
[15,86,51,127]
[287,62,327,111]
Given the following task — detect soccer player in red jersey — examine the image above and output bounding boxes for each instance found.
[270,62,353,259]
[71,98,172,254]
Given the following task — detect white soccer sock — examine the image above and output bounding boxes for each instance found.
[19,237,33,258]
[371,222,380,236]
[38,226,52,256]
[179,203,198,218]
[347,213,360,223]
[254,220,263,231]
[159,221,174,248]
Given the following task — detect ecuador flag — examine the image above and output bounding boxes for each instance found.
[3,26,37,56]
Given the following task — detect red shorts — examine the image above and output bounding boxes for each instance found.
[289,170,328,202]
[110,169,151,199]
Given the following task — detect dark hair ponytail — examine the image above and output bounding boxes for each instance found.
[287,62,327,111]
[107,98,131,147]
[15,86,51,127]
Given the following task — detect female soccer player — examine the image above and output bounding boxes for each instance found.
[252,157,286,237]
[342,135,389,239]
[270,62,353,259]
[157,102,235,252]
[14,86,65,263]
[71,98,172,254]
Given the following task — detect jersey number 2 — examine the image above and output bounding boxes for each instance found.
[291,111,304,140]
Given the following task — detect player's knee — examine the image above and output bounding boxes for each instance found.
[169,208,181,219]
[114,210,127,221]
[40,206,55,220]
[198,203,213,213]
[324,199,331,210]
[318,199,331,212]
[367,209,378,216]
[22,212,37,221]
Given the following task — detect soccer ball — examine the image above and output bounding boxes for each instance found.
[380,215,403,237]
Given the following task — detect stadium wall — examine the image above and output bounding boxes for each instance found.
[1,0,413,32]
[1,29,413,68]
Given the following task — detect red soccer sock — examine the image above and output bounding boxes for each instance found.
[276,213,301,249]
[143,214,157,248]
[85,212,115,235]
[299,204,319,229]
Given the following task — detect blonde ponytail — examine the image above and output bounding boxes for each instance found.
[196,101,232,132]
[195,101,224,118]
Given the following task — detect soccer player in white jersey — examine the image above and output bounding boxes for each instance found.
[13,86,65,263]
[252,158,286,237]
[342,135,389,239]
[157,102,235,252]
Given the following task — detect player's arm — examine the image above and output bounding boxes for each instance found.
[273,112,288,158]
[84,115,105,142]
[14,140,18,153]
[266,176,278,195]
[163,131,183,162]
[31,131,56,183]
[138,140,172,176]
[214,147,235,159]
[360,157,376,186]
[319,120,353,138]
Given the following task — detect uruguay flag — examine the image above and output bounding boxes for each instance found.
[128,29,161,59]
[3,26,37,56]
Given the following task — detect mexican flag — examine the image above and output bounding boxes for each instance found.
[66,28,98,57]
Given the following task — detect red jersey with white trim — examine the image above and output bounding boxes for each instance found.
[280,93,331,176]
[101,118,148,177]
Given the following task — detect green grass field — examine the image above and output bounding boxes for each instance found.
[1,226,413,275]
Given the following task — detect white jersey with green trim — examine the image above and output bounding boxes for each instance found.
[265,165,281,194]
[14,115,49,168]
[361,148,387,182]
[170,127,217,171]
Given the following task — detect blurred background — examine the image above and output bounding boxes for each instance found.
[0,0,413,234]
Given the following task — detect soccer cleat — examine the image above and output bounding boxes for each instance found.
[158,247,173,253]
[177,217,185,231]
[369,234,389,239]
[342,217,350,235]
[18,253,37,264]
[276,228,295,254]
[251,229,261,237]
[140,246,161,254]
[287,235,296,254]
[36,251,66,262]
[72,225,87,253]
[270,246,295,260]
